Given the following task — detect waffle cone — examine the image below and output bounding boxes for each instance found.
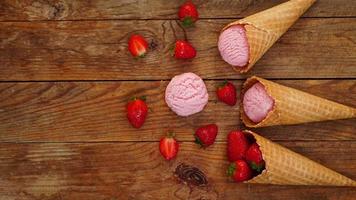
[244,130,356,185]
[241,76,356,127]
[222,0,316,73]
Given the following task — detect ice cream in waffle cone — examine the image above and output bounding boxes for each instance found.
[241,76,356,127]
[244,130,356,185]
[218,0,316,73]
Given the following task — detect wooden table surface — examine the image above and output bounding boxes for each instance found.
[0,0,355,199]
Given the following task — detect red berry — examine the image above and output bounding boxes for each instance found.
[246,143,265,172]
[227,130,250,162]
[126,97,148,128]
[216,81,237,106]
[178,1,199,27]
[227,160,252,182]
[173,40,196,59]
[128,34,148,57]
[159,133,179,160]
[195,124,218,147]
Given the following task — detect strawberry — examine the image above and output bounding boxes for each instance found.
[126,96,148,128]
[178,1,199,27]
[128,34,148,57]
[173,40,196,59]
[194,124,218,147]
[227,130,250,162]
[227,160,252,182]
[246,143,265,173]
[216,81,237,106]
[159,133,179,160]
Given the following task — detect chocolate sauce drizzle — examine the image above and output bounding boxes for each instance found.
[174,163,208,187]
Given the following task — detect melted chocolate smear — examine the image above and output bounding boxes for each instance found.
[175,163,208,187]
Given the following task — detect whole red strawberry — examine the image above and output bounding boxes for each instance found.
[159,133,179,160]
[126,96,148,128]
[227,130,250,162]
[173,40,196,59]
[195,124,218,147]
[217,81,237,106]
[128,34,148,57]
[178,1,199,27]
[227,160,252,182]
[246,143,265,172]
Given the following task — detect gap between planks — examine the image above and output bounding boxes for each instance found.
[1,16,356,23]
[1,139,356,144]
[0,77,356,83]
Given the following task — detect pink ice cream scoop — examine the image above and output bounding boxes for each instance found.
[218,25,249,67]
[243,82,274,123]
[165,72,208,117]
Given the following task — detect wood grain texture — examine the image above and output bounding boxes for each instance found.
[1,1,356,199]
[0,141,355,200]
[0,0,355,21]
[0,80,355,142]
[1,18,356,81]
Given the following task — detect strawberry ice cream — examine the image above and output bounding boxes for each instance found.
[218,25,249,67]
[165,72,208,117]
[243,82,274,123]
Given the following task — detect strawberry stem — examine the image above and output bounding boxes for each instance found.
[167,131,175,138]
[218,79,228,88]
[227,163,236,177]
[218,80,228,88]
[250,161,265,173]
[140,96,147,101]
[182,17,194,27]
[194,136,204,147]
[130,96,146,102]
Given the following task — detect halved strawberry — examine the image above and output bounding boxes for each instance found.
[128,34,148,57]
[159,133,179,160]
[126,96,148,128]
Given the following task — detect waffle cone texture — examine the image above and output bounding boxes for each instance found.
[241,76,356,127]
[222,0,316,73]
[244,130,356,186]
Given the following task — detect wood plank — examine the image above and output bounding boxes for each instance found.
[0,0,355,21]
[1,18,355,81]
[0,141,355,200]
[0,80,354,142]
